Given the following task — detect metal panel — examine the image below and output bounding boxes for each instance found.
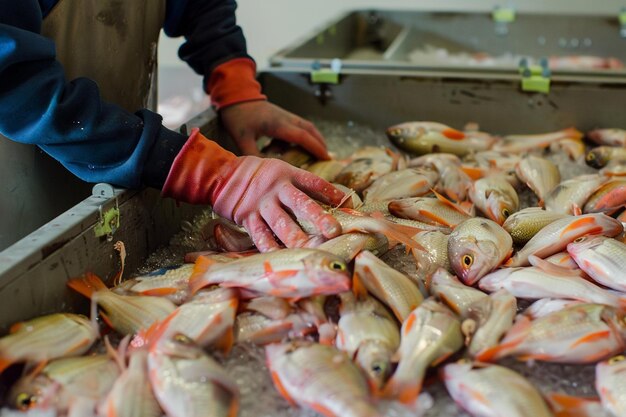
[271,10,626,79]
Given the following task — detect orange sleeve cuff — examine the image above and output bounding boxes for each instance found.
[207,58,267,110]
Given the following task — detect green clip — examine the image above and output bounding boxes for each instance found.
[492,7,516,23]
[519,64,544,77]
[521,75,551,94]
[310,69,339,84]
[620,9,626,25]
[94,206,120,238]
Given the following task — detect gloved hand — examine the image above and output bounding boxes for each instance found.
[207,58,330,160]
[162,129,345,251]
[220,101,330,161]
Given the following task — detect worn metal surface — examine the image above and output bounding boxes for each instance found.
[271,10,626,79]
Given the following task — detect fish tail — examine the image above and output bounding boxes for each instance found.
[67,272,109,299]
[188,256,217,295]
[213,326,235,354]
[352,270,369,299]
[382,374,423,404]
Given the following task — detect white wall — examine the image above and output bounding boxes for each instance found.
[159,0,623,70]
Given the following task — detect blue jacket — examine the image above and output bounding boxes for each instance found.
[0,0,250,189]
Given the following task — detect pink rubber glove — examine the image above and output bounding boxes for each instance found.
[162,129,345,251]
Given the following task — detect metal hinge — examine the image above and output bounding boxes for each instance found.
[310,59,342,105]
[519,58,551,94]
[92,183,120,239]
[620,8,626,38]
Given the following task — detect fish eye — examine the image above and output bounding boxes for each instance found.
[462,254,474,268]
[609,355,625,365]
[502,208,510,219]
[586,153,595,161]
[371,362,386,375]
[15,393,36,410]
[329,261,346,271]
[573,236,586,243]
[174,334,193,344]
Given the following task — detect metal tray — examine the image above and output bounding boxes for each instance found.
[270,9,626,79]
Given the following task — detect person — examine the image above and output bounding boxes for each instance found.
[0,0,346,251]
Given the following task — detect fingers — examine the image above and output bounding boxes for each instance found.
[233,133,261,156]
[242,213,281,252]
[279,186,342,239]
[271,124,330,161]
[292,171,346,207]
[260,199,310,248]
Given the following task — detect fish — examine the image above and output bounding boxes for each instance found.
[407,154,471,201]
[550,137,586,161]
[465,290,517,358]
[9,354,119,412]
[307,160,347,182]
[492,127,583,153]
[477,303,626,364]
[336,293,401,391]
[335,154,394,192]
[266,341,381,417]
[316,233,389,263]
[596,355,626,417]
[214,223,255,252]
[586,146,626,169]
[148,334,239,417]
[387,121,494,156]
[0,313,98,374]
[443,361,554,417]
[544,251,580,270]
[383,299,463,403]
[429,268,488,318]
[243,296,292,320]
[506,213,623,267]
[448,217,513,285]
[234,311,318,345]
[523,298,585,320]
[410,231,452,286]
[99,350,162,417]
[502,207,568,246]
[388,194,471,228]
[67,273,176,335]
[114,264,194,305]
[588,128,626,147]
[544,174,608,215]
[601,161,626,177]
[189,249,351,299]
[408,153,462,171]
[353,250,424,322]
[515,155,560,203]
[567,235,626,292]
[468,174,519,224]
[362,167,438,202]
[331,182,363,208]
[153,288,239,352]
[583,178,626,214]
[480,255,626,308]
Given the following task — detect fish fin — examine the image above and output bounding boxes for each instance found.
[188,256,218,294]
[572,204,582,216]
[382,377,422,404]
[0,358,13,374]
[318,323,336,346]
[461,166,484,180]
[131,309,179,350]
[104,335,126,371]
[430,351,454,367]
[563,127,584,141]
[9,322,24,334]
[213,327,234,354]
[529,255,581,277]
[559,217,595,237]
[385,148,401,172]
[431,189,468,215]
[270,370,297,406]
[99,310,115,330]
[402,313,417,337]
[22,360,48,381]
[538,198,544,208]
[67,272,108,299]
[227,401,239,417]
[352,271,369,300]
[309,402,340,417]
[438,293,462,315]
[546,392,600,417]
[475,315,531,362]
[139,287,178,297]
[570,330,611,348]
[249,322,293,344]
[517,353,554,361]
[442,128,466,140]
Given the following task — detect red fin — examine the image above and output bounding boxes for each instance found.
[9,322,24,334]
[23,360,48,381]
[271,370,297,406]
[140,287,178,297]
[571,330,611,348]
[438,293,461,315]
[264,261,273,274]
[572,204,583,216]
[563,127,584,141]
[431,189,469,215]
[131,309,179,350]
[352,271,369,300]
[0,358,13,374]
[461,166,485,180]
[403,313,417,337]
[188,256,217,295]
[67,272,108,299]
[529,255,581,277]
[476,315,531,362]
[560,217,595,237]
[99,310,115,331]
[310,402,339,417]
[383,378,422,404]
[546,392,600,417]
[213,327,234,354]
[442,128,466,140]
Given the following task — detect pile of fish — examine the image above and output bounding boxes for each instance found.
[4,123,626,417]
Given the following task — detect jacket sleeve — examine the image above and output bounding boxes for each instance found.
[165,0,266,109]
[0,0,188,189]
